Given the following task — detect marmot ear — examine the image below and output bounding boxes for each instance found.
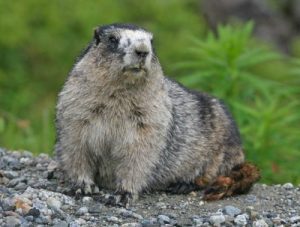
[94,28,101,45]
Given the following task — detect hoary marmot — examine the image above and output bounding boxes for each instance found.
[55,23,260,207]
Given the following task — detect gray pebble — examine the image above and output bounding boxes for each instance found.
[234,214,248,225]
[2,198,15,211]
[121,223,142,227]
[26,207,40,218]
[82,196,93,204]
[76,206,88,215]
[283,183,294,189]
[22,151,33,158]
[223,205,242,217]
[141,218,157,225]
[209,214,226,225]
[158,214,170,224]
[253,219,268,227]
[131,212,143,220]
[117,208,132,217]
[14,182,27,190]
[156,202,167,209]
[107,216,120,223]
[53,220,68,227]
[35,215,51,224]
[47,197,62,210]
[20,157,33,166]
[2,171,19,179]
[192,217,203,226]
[69,221,80,227]
[290,216,300,223]
[8,177,26,187]
[245,195,257,203]
[25,216,34,222]
[5,216,21,227]
[88,204,102,213]
[0,148,6,156]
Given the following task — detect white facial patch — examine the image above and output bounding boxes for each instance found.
[118,30,153,68]
[119,30,153,50]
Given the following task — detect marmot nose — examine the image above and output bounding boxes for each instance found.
[135,49,149,58]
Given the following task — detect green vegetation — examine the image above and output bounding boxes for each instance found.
[0,1,299,184]
[177,22,300,184]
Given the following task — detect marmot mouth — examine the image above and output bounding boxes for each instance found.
[123,64,147,73]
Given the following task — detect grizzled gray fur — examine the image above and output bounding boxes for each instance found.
[55,24,245,203]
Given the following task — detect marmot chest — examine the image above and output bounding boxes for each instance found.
[85,100,148,153]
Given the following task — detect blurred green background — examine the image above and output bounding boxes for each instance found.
[0,0,299,185]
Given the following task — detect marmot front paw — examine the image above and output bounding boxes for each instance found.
[73,180,100,199]
[104,190,133,208]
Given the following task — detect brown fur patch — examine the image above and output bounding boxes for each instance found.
[203,162,260,201]
[194,176,210,188]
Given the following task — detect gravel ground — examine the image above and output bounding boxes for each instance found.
[0,148,300,227]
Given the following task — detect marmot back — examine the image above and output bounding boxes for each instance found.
[55,23,260,207]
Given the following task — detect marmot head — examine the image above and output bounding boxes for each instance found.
[75,23,162,86]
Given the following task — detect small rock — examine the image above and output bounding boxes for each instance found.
[117,208,132,217]
[3,156,20,169]
[53,220,68,227]
[88,204,102,213]
[15,197,32,215]
[245,195,257,203]
[76,206,88,215]
[38,153,49,159]
[290,216,300,223]
[20,157,33,165]
[0,148,6,156]
[2,198,16,211]
[8,177,26,187]
[158,214,170,224]
[131,212,143,220]
[0,176,9,184]
[82,196,93,204]
[35,215,51,224]
[47,197,62,210]
[245,206,259,220]
[141,218,157,225]
[25,215,34,222]
[189,191,197,197]
[282,183,293,189]
[168,212,177,219]
[22,151,33,157]
[2,171,19,179]
[156,202,167,209]
[5,216,21,227]
[75,218,86,225]
[26,207,40,218]
[69,221,80,227]
[191,215,203,226]
[234,214,248,226]
[223,205,241,217]
[47,160,58,171]
[107,216,120,223]
[253,219,268,227]
[121,223,142,227]
[199,200,205,206]
[209,214,225,225]
[192,217,203,226]
[14,182,27,190]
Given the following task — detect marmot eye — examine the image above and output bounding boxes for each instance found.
[108,35,119,44]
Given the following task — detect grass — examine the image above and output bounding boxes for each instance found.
[175,22,300,184]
